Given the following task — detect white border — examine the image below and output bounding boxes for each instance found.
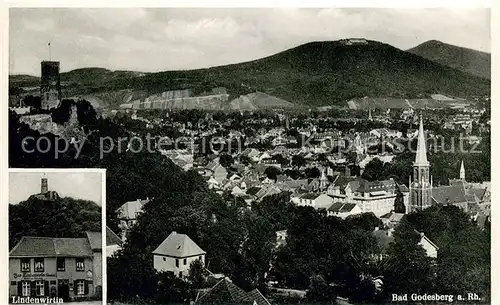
[1,2,497,305]
[7,168,107,304]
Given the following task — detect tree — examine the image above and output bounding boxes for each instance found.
[239,155,252,166]
[305,167,321,178]
[361,158,386,181]
[264,166,281,181]
[188,259,207,289]
[292,155,306,168]
[219,153,234,168]
[9,197,101,250]
[306,275,337,304]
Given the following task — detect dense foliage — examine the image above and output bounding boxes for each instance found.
[9,197,101,249]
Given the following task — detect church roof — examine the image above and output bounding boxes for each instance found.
[431,185,468,205]
[414,117,429,166]
[152,231,205,258]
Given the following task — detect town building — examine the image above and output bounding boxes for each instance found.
[194,277,271,305]
[327,203,363,219]
[372,227,438,259]
[116,198,150,241]
[327,177,405,217]
[106,227,123,258]
[152,231,206,278]
[9,232,102,301]
[296,193,334,210]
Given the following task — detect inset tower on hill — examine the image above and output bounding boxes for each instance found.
[29,176,60,201]
[40,61,61,110]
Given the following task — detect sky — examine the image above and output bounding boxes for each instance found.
[9,8,491,76]
[9,171,103,205]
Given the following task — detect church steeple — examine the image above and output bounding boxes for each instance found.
[409,116,432,213]
[414,117,429,167]
[460,160,465,180]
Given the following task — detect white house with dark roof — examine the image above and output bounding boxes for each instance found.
[152,231,206,278]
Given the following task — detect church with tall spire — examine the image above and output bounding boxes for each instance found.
[408,117,432,213]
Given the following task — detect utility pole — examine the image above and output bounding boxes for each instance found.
[48,41,51,61]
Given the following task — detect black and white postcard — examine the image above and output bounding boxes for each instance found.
[5,4,493,305]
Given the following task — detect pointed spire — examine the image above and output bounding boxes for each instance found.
[460,160,465,180]
[414,116,429,166]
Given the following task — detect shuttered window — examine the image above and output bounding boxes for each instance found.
[21,281,30,296]
[20,259,30,272]
[35,281,44,296]
[76,281,85,295]
[34,258,44,272]
[76,258,85,271]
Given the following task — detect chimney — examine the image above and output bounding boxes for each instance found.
[41,178,48,193]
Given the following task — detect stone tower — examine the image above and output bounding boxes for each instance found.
[408,117,432,212]
[40,61,61,110]
[41,178,48,193]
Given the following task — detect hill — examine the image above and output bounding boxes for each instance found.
[9,196,101,249]
[407,40,491,79]
[9,39,490,107]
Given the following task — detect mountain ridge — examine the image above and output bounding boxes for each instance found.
[10,39,490,107]
[407,40,490,79]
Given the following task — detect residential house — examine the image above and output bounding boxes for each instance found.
[327,203,362,219]
[106,227,123,258]
[116,198,150,242]
[152,231,206,278]
[379,212,405,228]
[297,193,334,210]
[372,227,438,260]
[415,230,439,258]
[206,159,228,184]
[195,277,271,305]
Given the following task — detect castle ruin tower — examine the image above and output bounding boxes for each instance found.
[41,177,48,194]
[40,48,62,110]
[409,117,432,212]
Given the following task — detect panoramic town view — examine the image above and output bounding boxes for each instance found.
[8,7,491,305]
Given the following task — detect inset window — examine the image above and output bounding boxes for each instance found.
[20,259,30,272]
[76,258,85,271]
[22,281,30,297]
[34,258,44,272]
[57,258,65,271]
[35,280,44,296]
[76,280,85,295]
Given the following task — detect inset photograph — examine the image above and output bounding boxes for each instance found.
[8,169,105,305]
